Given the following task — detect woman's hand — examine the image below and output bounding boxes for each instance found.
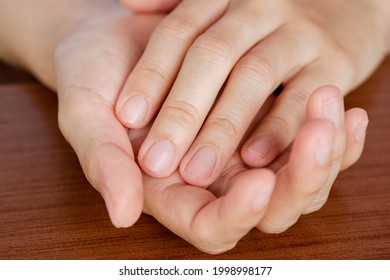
[117,0,389,187]
[54,9,164,228]
[43,5,371,251]
[0,0,369,253]
[136,85,368,253]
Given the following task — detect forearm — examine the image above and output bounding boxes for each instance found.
[0,0,117,88]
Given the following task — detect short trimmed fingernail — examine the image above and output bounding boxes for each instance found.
[246,136,272,159]
[354,120,369,142]
[120,95,148,126]
[185,146,217,179]
[321,91,343,128]
[143,139,175,175]
[315,137,333,166]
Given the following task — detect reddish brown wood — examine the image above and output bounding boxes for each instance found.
[0,57,389,259]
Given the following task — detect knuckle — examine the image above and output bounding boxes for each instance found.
[341,150,360,170]
[266,114,292,139]
[293,180,320,198]
[156,14,197,43]
[57,99,83,140]
[79,142,105,190]
[137,60,170,86]
[79,149,96,185]
[259,218,295,234]
[162,100,200,130]
[189,33,234,64]
[192,232,236,255]
[238,55,279,87]
[190,216,237,254]
[286,88,310,115]
[206,116,241,141]
[304,197,328,214]
[284,169,321,198]
[57,86,110,137]
[57,106,71,137]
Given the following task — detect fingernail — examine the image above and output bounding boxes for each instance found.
[246,136,272,159]
[354,120,369,142]
[143,139,175,175]
[185,146,217,179]
[315,137,333,166]
[321,91,343,128]
[120,95,148,126]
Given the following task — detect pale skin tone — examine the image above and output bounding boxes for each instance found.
[0,0,375,253]
[117,0,390,188]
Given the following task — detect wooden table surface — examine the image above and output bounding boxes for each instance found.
[0,57,389,260]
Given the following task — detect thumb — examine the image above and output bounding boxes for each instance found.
[57,92,144,228]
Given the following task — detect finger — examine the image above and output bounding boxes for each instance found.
[143,169,275,254]
[340,108,368,170]
[116,0,229,129]
[120,0,181,12]
[241,57,355,167]
[302,107,368,214]
[300,86,347,214]
[179,24,318,186]
[58,92,143,228]
[258,120,335,234]
[137,1,286,177]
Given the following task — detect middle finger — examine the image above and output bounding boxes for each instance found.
[138,0,286,178]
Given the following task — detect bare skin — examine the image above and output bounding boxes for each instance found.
[118,0,389,188]
[0,0,370,253]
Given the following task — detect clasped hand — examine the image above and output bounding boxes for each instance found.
[54,1,375,253]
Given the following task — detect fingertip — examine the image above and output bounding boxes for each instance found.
[138,138,176,178]
[117,94,150,129]
[341,108,369,170]
[307,85,343,128]
[241,136,276,167]
[179,146,219,188]
[89,144,144,228]
[104,192,143,228]
[308,85,341,106]
[346,108,369,142]
[102,164,144,228]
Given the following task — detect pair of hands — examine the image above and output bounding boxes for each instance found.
[115,0,388,188]
[52,1,375,253]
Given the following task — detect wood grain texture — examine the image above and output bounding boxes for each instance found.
[0,57,389,260]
